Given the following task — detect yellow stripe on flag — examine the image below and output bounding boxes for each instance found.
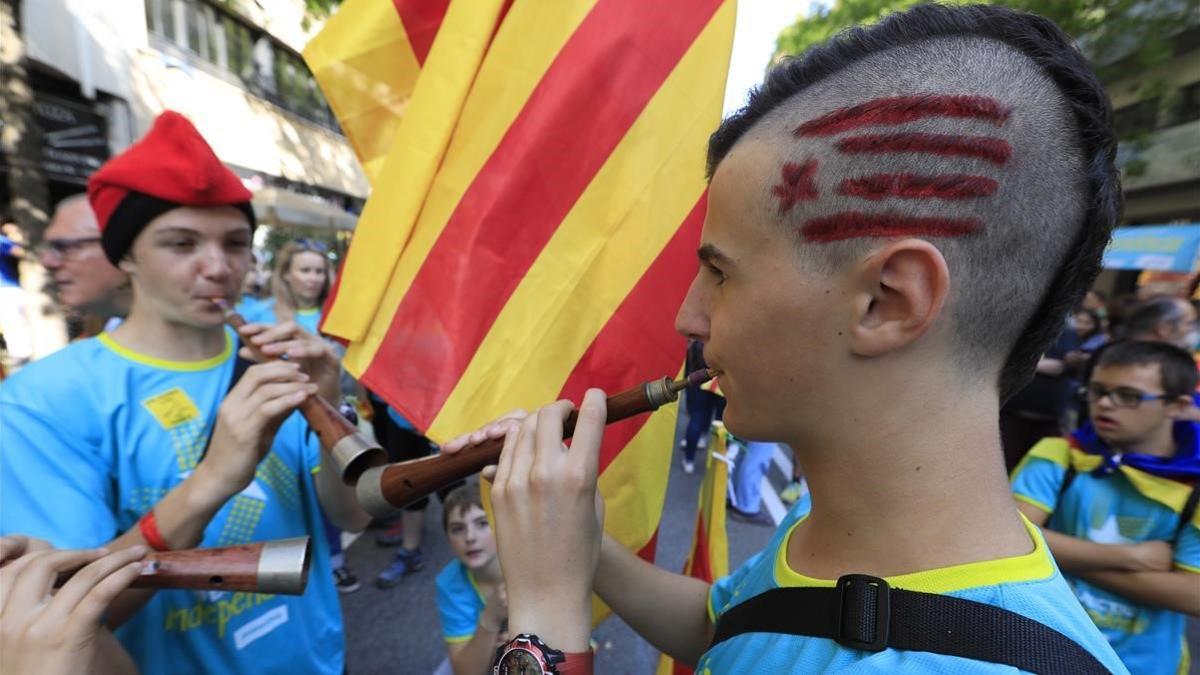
[333,0,600,364]
[428,0,734,439]
[322,0,511,343]
[303,0,420,185]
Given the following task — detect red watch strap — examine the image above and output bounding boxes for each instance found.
[138,510,171,551]
[556,652,593,675]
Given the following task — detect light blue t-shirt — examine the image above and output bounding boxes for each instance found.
[436,559,487,644]
[700,497,1128,674]
[242,298,321,335]
[1012,438,1200,675]
[0,330,344,675]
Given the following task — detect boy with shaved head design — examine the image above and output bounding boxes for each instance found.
[447,4,1128,674]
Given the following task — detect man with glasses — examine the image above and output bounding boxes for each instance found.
[38,194,131,325]
[1012,340,1200,674]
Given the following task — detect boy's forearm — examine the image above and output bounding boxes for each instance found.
[1077,569,1200,617]
[594,533,713,665]
[1041,530,1138,573]
[448,630,500,675]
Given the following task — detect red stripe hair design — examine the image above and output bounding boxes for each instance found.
[838,173,998,200]
[794,94,1011,137]
[835,132,1012,166]
[801,212,983,243]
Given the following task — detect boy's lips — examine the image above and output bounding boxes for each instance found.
[1094,415,1118,428]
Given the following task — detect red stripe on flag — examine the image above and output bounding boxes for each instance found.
[835,132,1012,165]
[391,0,450,65]
[555,196,706,472]
[638,526,659,563]
[794,94,1011,137]
[362,0,721,427]
[801,211,984,242]
[688,510,714,582]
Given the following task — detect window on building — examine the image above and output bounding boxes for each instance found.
[145,0,177,42]
[1170,81,1200,126]
[1112,98,1160,138]
[143,0,337,131]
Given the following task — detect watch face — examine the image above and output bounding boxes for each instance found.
[498,648,545,675]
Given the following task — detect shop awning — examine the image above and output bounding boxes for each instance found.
[1102,224,1200,273]
[251,186,358,231]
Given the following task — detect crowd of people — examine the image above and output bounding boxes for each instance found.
[0,3,1197,674]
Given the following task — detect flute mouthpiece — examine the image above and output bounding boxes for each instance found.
[211,297,231,312]
[671,368,716,393]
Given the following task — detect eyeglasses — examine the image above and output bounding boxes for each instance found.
[36,237,102,261]
[1085,383,1173,409]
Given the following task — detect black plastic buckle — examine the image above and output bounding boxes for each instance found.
[835,574,890,652]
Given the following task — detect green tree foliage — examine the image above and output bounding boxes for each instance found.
[773,0,1200,81]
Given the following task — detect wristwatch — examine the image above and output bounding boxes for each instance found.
[493,634,592,675]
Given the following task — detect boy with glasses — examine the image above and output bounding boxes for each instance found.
[1012,340,1200,674]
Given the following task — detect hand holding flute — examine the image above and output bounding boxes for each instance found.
[355,369,717,516]
[0,536,146,675]
[213,299,386,485]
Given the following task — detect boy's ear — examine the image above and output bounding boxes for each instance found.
[118,252,137,275]
[1166,395,1196,419]
[849,239,950,358]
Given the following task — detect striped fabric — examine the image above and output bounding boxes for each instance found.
[657,424,731,675]
[304,0,736,622]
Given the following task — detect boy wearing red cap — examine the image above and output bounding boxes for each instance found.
[0,111,367,674]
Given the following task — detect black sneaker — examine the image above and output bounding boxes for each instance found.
[333,565,361,594]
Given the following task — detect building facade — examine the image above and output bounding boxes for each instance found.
[6,0,367,225]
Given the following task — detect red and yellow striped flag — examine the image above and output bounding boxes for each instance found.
[305,0,736,620]
[656,423,730,675]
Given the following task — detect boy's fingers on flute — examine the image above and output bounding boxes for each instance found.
[49,546,148,630]
[443,409,529,454]
[0,535,47,567]
[1,548,105,617]
[491,416,525,497]
[569,389,608,485]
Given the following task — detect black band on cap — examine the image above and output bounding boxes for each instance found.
[102,191,257,265]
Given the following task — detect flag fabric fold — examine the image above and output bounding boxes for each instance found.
[305,0,736,624]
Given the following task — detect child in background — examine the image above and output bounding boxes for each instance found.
[436,483,508,675]
[1012,340,1200,674]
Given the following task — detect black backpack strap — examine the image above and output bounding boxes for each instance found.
[710,575,1111,674]
[198,339,255,462]
[1174,482,1200,543]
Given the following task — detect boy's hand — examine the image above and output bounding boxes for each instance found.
[199,361,318,498]
[479,584,508,632]
[0,539,147,675]
[441,409,529,455]
[489,390,607,654]
[1124,540,1173,572]
[238,321,341,403]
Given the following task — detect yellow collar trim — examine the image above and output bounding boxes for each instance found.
[296,307,320,316]
[465,567,487,605]
[774,514,1054,594]
[1023,438,1193,513]
[97,331,233,372]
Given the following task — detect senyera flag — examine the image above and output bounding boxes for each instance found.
[304,0,735,622]
[656,424,731,675]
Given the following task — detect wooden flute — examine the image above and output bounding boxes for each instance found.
[354,369,718,517]
[213,299,387,485]
[55,537,312,595]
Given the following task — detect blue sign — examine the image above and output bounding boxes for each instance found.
[1102,224,1200,273]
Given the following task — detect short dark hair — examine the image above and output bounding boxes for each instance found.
[1120,296,1188,340]
[441,481,484,533]
[1093,340,1199,398]
[707,3,1119,402]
